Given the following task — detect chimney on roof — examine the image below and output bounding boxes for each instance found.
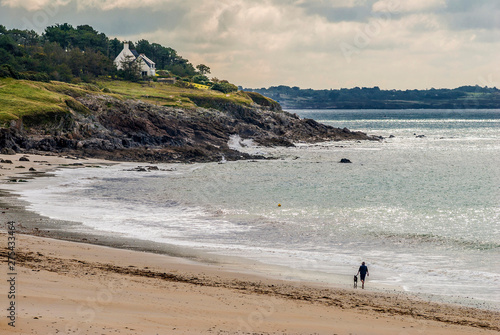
[124,42,129,50]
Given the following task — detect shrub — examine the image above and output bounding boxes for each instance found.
[0,64,18,79]
[174,80,190,88]
[192,74,209,85]
[211,82,238,94]
[19,71,50,82]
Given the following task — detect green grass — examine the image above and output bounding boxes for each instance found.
[96,79,254,108]
[0,78,71,124]
[0,78,275,126]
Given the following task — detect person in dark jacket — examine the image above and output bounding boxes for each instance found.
[356,262,369,289]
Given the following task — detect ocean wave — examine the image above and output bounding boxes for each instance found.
[372,232,500,251]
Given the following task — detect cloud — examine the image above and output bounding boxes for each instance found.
[0,0,167,11]
[1,0,70,11]
[298,2,376,23]
[443,0,500,31]
[0,0,499,89]
[372,0,446,13]
[76,0,169,11]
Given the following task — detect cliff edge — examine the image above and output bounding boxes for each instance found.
[0,79,376,162]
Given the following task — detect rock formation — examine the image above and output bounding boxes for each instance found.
[0,93,377,163]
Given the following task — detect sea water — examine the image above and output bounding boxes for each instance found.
[5,109,500,309]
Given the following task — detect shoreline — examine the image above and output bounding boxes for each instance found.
[1,233,499,334]
[1,153,499,334]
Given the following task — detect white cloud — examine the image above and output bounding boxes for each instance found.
[373,0,446,13]
[0,0,172,11]
[1,0,70,11]
[76,0,168,11]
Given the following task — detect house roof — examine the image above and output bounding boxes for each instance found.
[138,54,155,67]
[114,44,156,73]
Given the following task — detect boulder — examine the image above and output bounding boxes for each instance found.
[1,148,16,155]
[339,158,352,163]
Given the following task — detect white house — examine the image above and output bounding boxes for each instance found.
[114,43,156,77]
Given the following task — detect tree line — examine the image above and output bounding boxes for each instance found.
[245,85,500,109]
[0,23,201,83]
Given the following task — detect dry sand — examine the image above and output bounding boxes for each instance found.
[0,154,499,334]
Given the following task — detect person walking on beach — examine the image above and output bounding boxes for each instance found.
[356,262,369,289]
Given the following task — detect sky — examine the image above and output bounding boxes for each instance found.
[1,0,499,90]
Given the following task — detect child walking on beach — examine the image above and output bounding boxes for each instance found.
[356,262,369,289]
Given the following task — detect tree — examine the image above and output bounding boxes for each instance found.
[52,63,73,82]
[108,38,122,60]
[0,23,204,84]
[169,61,196,77]
[0,34,19,56]
[68,47,84,76]
[135,39,153,58]
[43,23,74,49]
[118,54,141,82]
[154,44,178,69]
[44,23,109,55]
[82,48,114,78]
[196,64,210,75]
[75,25,108,55]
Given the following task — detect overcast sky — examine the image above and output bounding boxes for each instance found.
[1,0,499,89]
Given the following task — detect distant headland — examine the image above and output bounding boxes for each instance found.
[244,85,500,109]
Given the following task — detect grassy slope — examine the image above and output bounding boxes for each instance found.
[0,78,68,124]
[95,80,253,108]
[0,78,259,126]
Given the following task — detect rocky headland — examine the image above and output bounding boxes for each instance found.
[0,80,377,163]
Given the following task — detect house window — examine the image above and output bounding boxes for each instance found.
[142,71,148,76]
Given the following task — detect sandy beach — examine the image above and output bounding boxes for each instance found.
[0,154,499,334]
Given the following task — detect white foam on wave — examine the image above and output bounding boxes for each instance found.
[227,134,267,155]
[6,164,251,243]
[228,134,254,149]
